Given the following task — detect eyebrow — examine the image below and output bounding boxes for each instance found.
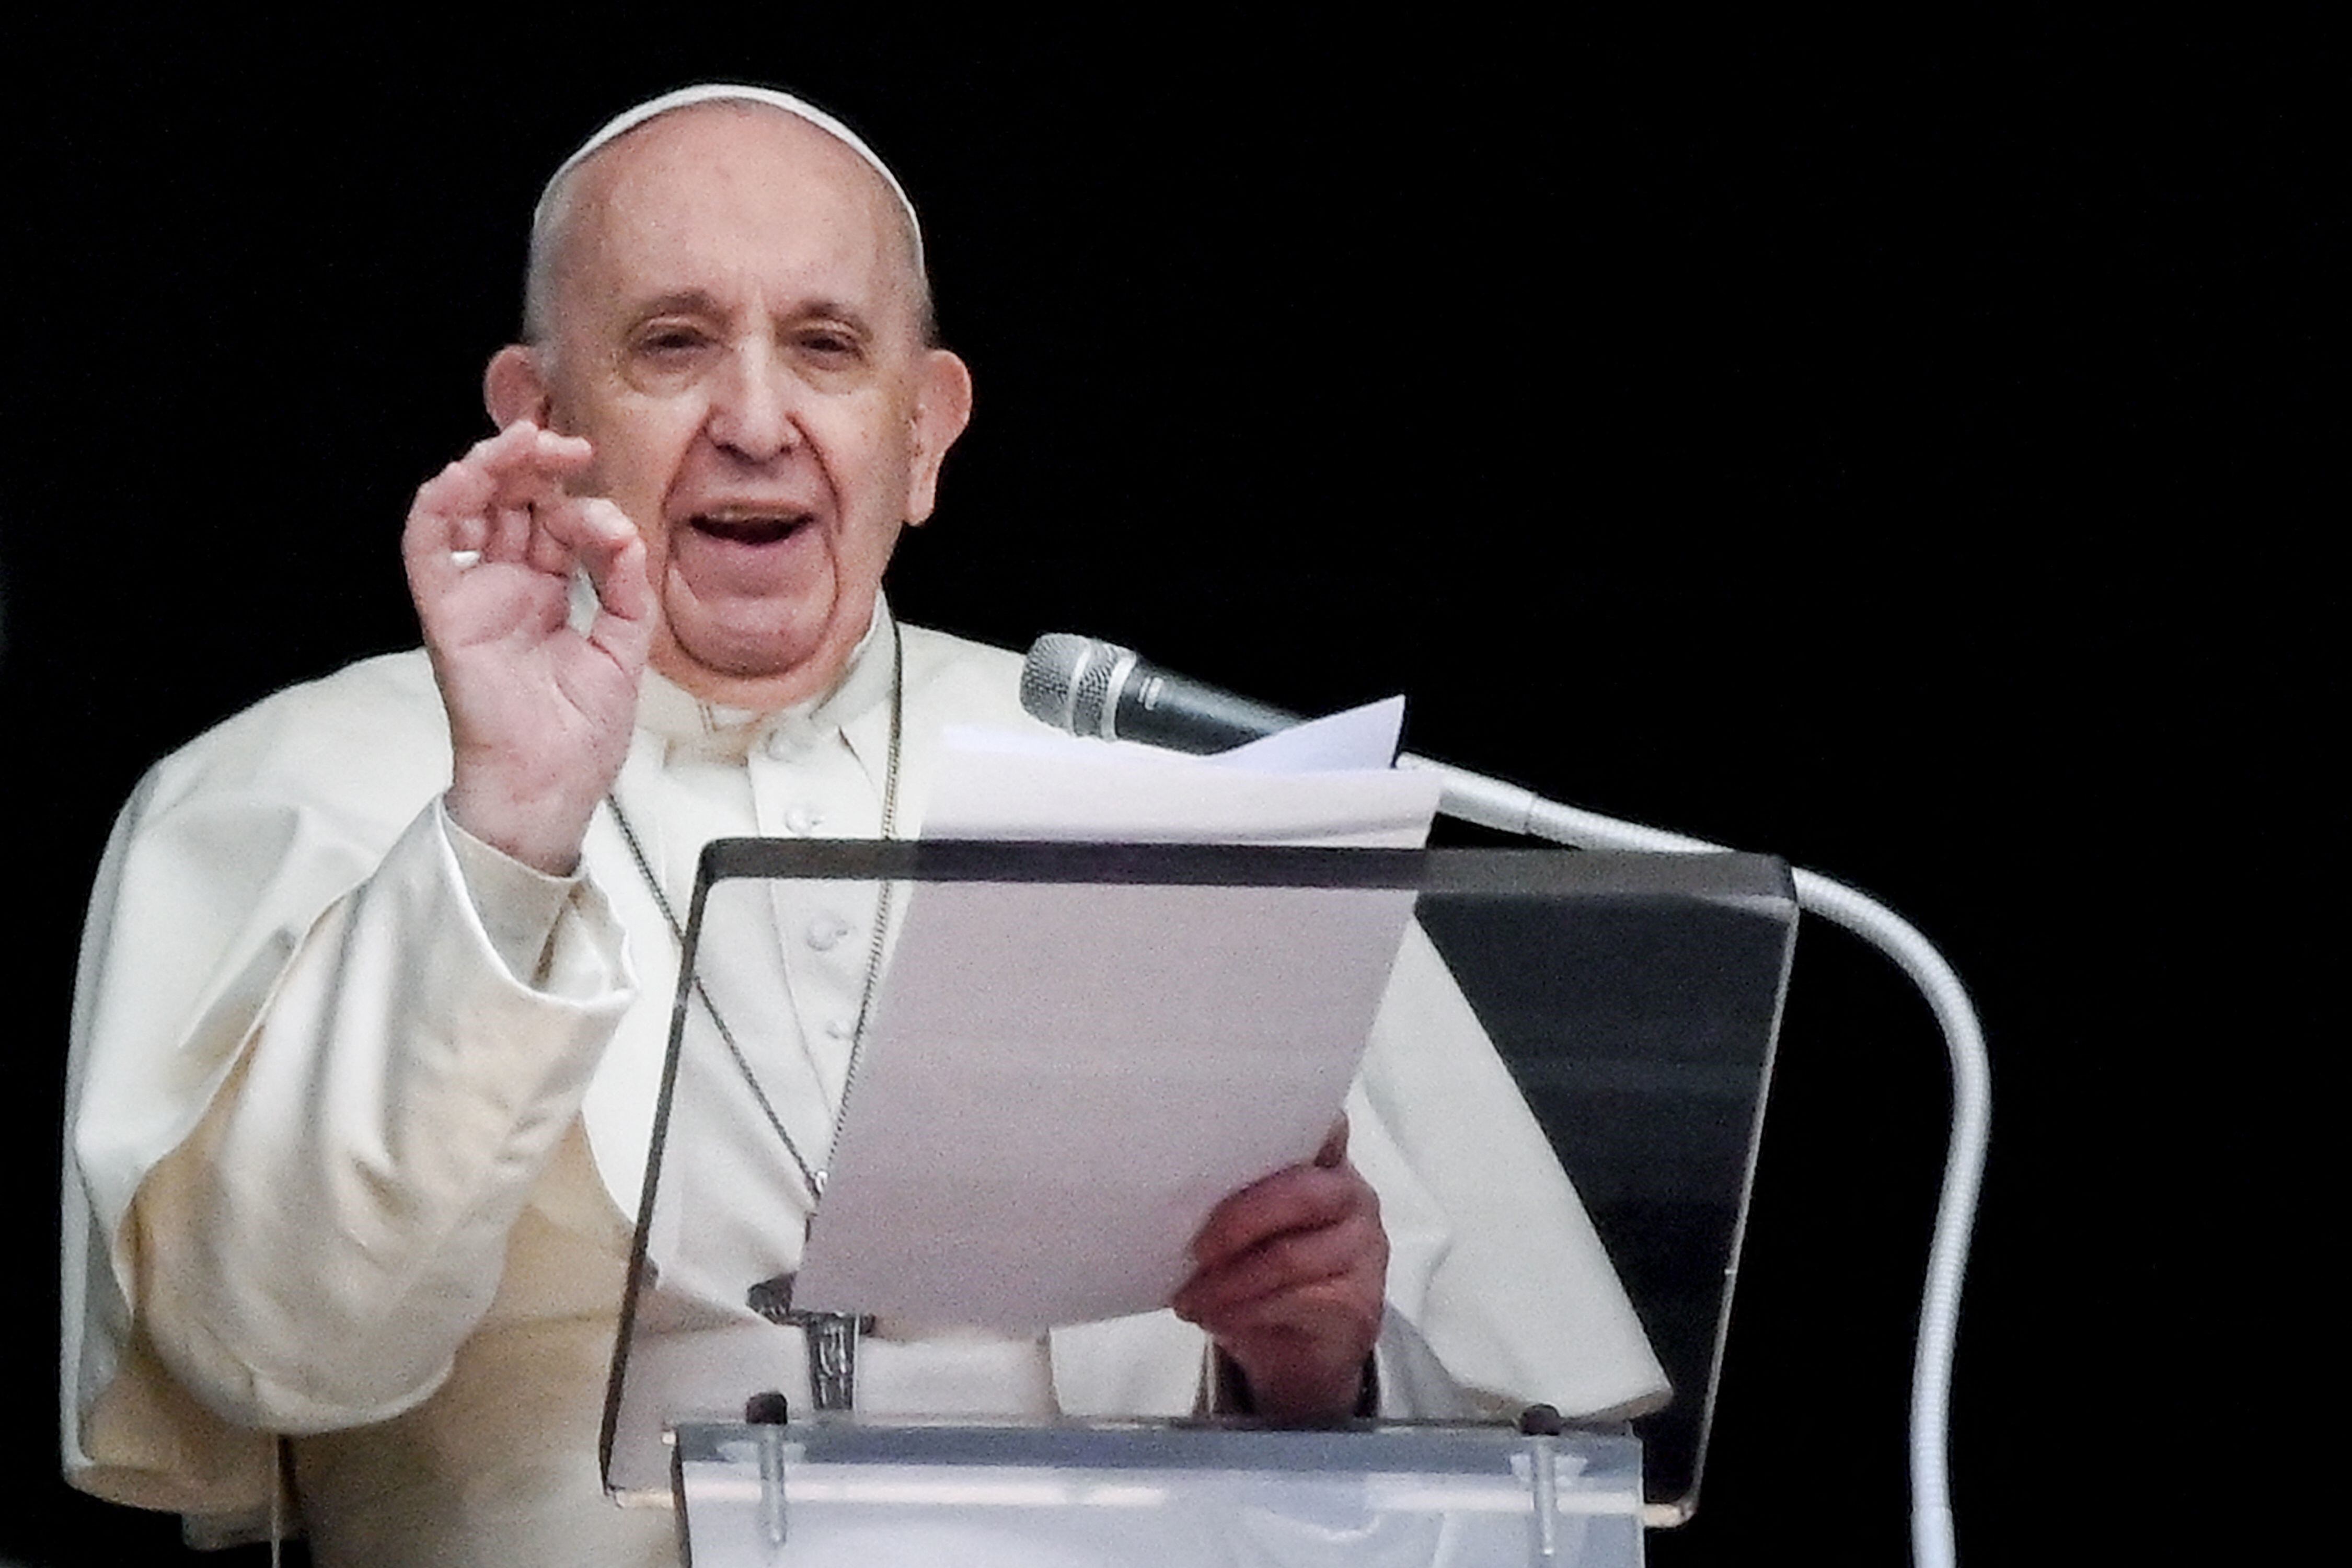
[627,289,883,341]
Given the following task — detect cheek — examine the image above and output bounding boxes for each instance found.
[834,417,922,527]
[633,515,681,580]
[598,451,690,543]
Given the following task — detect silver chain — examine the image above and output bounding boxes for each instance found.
[606,622,905,1206]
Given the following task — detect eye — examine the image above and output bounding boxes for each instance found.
[795,325,866,363]
[633,321,711,360]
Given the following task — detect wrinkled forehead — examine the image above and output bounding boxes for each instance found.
[534,84,924,275]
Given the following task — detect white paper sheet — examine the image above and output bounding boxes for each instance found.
[920,697,1425,848]
[790,703,1441,1329]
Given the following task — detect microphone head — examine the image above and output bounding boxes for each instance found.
[1021,633,1135,740]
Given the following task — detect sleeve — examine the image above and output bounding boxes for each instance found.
[1350,923,1670,1421]
[63,743,635,1513]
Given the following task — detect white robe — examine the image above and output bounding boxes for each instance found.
[61,608,1664,1566]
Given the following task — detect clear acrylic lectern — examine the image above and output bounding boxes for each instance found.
[603,841,1796,1566]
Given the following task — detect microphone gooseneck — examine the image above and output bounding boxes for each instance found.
[1017,629,1988,1568]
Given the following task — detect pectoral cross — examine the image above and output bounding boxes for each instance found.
[747,1273,875,1413]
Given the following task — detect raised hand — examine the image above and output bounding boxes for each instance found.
[401,421,653,873]
[1171,1121,1388,1424]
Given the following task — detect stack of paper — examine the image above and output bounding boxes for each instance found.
[793,703,1439,1329]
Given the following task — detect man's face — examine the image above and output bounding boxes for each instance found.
[513,105,969,706]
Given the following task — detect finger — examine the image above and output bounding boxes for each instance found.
[522,497,578,577]
[508,427,603,567]
[472,424,597,556]
[474,420,594,494]
[486,431,571,563]
[1179,1193,1385,1303]
[1187,1273,1382,1342]
[539,498,654,663]
[1173,1213,1385,1327]
[573,499,654,619]
[403,457,501,605]
[486,494,538,566]
[1190,1163,1376,1271]
[588,536,655,670]
[528,492,636,571]
[403,424,591,585]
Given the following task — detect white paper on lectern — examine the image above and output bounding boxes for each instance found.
[915,696,1423,847]
[790,702,1441,1329]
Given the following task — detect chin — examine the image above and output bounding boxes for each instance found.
[662,618,836,690]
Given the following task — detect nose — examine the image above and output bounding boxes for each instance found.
[704,341,800,463]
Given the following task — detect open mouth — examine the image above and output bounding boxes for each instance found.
[690,511,811,546]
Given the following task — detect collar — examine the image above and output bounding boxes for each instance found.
[634,599,898,770]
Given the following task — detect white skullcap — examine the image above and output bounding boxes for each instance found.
[533,83,925,278]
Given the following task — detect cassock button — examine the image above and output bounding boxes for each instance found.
[824,1018,855,1042]
[783,805,819,835]
[765,721,817,762]
[807,915,851,952]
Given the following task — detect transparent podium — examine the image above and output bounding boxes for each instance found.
[667,1419,1644,1567]
[603,841,1796,1567]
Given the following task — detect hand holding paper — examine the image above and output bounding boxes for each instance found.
[1172,1121,1388,1423]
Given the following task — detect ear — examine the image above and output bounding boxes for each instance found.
[484,345,554,430]
[903,349,975,526]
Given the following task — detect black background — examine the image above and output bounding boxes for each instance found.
[2,14,2332,1564]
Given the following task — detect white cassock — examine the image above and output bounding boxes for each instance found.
[60,603,1666,1567]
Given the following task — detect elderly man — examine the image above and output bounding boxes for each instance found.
[63,86,1662,1566]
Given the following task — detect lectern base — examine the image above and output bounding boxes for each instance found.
[670,1420,1644,1567]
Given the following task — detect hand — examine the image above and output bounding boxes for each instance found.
[401,421,652,873]
[1171,1121,1387,1424]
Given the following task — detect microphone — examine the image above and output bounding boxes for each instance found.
[1020,632,1668,844]
[1019,633,1303,755]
